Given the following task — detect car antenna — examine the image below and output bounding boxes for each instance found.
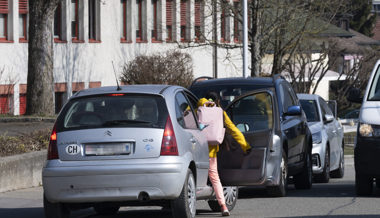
[112,61,122,91]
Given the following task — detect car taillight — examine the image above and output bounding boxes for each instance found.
[47,124,59,160]
[160,116,178,156]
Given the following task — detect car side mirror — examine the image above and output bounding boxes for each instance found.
[285,105,302,116]
[347,88,363,104]
[324,114,334,123]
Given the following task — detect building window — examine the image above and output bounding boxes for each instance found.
[194,0,202,41]
[220,5,226,42]
[151,0,158,41]
[71,0,80,41]
[180,0,187,41]
[136,0,142,41]
[0,0,8,41]
[120,0,128,41]
[19,0,28,42]
[88,0,98,42]
[166,0,173,41]
[233,1,241,42]
[54,3,63,42]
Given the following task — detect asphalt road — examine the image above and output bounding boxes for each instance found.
[1,156,380,218]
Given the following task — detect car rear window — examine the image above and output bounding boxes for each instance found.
[56,94,168,132]
[190,84,269,109]
[300,100,320,122]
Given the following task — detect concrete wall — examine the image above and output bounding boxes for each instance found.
[0,150,46,193]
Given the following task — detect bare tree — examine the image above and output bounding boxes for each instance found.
[120,50,194,87]
[26,0,61,116]
[181,0,348,77]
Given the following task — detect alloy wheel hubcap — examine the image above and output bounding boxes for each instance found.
[223,186,237,206]
[187,175,196,217]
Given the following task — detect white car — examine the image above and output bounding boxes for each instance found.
[298,94,345,183]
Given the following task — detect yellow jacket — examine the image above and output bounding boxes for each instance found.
[197,98,251,158]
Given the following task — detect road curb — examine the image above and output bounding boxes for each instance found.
[0,150,46,193]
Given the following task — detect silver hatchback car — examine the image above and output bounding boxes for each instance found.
[43,85,232,218]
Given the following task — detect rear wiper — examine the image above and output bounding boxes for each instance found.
[103,119,152,126]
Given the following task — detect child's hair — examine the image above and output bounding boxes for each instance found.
[205,91,220,102]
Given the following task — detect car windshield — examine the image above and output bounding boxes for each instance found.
[190,84,268,109]
[56,94,168,132]
[368,65,380,101]
[300,100,320,122]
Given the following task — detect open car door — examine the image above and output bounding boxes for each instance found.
[218,90,275,186]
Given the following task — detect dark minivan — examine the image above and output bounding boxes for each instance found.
[190,76,313,196]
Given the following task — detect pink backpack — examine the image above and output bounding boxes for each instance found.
[197,103,226,145]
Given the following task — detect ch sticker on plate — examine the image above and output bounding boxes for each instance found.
[65,144,81,155]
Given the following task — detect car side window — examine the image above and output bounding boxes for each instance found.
[319,98,333,116]
[175,92,198,129]
[279,83,294,112]
[228,92,273,132]
[286,83,299,106]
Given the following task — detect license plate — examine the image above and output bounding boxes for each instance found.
[85,143,131,156]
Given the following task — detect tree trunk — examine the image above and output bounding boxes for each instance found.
[250,0,261,77]
[26,0,60,116]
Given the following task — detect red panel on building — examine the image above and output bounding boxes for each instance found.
[19,0,28,14]
[19,94,26,115]
[166,0,172,25]
[195,0,201,26]
[0,95,10,114]
[180,0,187,26]
[0,0,8,13]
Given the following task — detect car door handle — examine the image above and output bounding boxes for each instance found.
[190,138,197,144]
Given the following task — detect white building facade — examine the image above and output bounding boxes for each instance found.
[0,0,247,115]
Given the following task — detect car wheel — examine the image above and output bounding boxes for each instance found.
[315,146,330,183]
[267,149,288,197]
[294,149,312,190]
[93,205,120,215]
[43,195,70,218]
[331,143,345,178]
[171,169,196,218]
[208,186,238,212]
[356,173,373,196]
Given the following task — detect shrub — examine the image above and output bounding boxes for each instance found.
[120,50,194,87]
[0,129,50,157]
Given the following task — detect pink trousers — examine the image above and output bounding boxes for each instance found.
[209,157,225,206]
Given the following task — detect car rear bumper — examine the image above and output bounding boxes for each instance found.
[43,157,187,203]
[355,136,380,176]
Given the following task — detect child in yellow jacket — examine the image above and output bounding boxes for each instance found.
[197,92,251,216]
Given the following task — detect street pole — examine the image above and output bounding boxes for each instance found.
[213,0,218,78]
[242,0,248,78]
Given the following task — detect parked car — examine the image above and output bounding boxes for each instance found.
[189,75,313,197]
[343,109,360,119]
[348,59,380,196]
[42,85,238,218]
[298,94,345,183]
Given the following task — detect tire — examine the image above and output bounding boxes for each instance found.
[171,169,196,218]
[355,173,373,196]
[43,195,70,218]
[93,205,120,215]
[331,143,345,178]
[208,186,238,212]
[267,149,288,197]
[294,149,313,190]
[376,177,380,189]
[315,146,330,183]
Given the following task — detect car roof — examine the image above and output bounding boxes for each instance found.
[297,93,321,101]
[190,77,275,88]
[71,84,176,98]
